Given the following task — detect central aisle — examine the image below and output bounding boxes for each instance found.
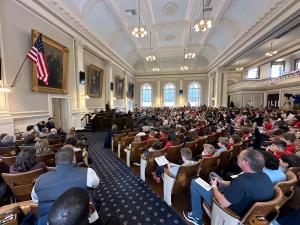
[85,132,187,225]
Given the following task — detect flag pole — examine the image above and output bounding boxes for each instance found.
[10,54,28,88]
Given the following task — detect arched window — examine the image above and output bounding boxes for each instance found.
[188,82,201,106]
[163,83,176,107]
[141,84,152,107]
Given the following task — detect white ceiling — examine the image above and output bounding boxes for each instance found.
[60,0,283,73]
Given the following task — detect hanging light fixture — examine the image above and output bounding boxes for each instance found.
[132,0,147,38]
[194,0,212,32]
[184,28,196,59]
[265,42,278,57]
[145,31,156,61]
[180,48,189,71]
[152,67,160,72]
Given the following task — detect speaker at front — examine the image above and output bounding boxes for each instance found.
[179,90,183,95]
[79,71,85,84]
[110,82,114,91]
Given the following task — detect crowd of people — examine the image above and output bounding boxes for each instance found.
[110,105,300,225]
[0,105,300,225]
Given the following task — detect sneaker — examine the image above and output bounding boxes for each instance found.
[182,210,202,225]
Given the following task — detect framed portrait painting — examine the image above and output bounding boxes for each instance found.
[128,83,134,99]
[87,64,103,98]
[115,77,124,99]
[31,30,69,94]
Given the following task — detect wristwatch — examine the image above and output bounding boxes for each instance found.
[211,185,217,188]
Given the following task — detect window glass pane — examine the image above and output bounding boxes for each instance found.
[247,67,258,79]
[188,83,200,106]
[271,62,284,78]
[164,83,175,106]
[295,59,300,70]
[141,84,152,107]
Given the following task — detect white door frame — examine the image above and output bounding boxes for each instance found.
[48,94,71,132]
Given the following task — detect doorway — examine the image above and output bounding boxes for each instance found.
[50,97,71,132]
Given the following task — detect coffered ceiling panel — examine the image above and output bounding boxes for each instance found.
[57,0,288,73]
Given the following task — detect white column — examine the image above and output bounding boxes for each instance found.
[104,61,114,109]
[124,71,128,112]
[215,70,222,107]
[207,73,213,106]
[263,92,268,108]
[222,71,228,107]
[74,39,88,129]
[157,80,161,107]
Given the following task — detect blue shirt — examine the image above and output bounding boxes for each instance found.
[263,167,286,185]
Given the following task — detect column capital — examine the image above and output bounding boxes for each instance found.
[74,38,85,50]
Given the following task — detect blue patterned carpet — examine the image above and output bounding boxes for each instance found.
[85,132,187,225]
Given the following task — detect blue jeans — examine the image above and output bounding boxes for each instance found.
[191,178,213,220]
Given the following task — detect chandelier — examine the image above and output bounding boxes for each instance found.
[146,31,156,61]
[235,67,244,72]
[180,66,189,71]
[194,0,212,32]
[265,42,277,57]
[132,0,147,38]
[184,28,196,59]
[152,67,160,72]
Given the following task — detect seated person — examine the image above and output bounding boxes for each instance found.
[261,151,286,185]
[263,118,273,131]
[146,130,157,145]
[47,128,60,141]
[280,132,296,154]
[22,134,36,146]
[279,154,300,172]
[164,135,175,149]
[214,137,228,157]
[183,149,274,225]
[0,135,15,147]
[166,148,195,177]
[32,147,99,225]
[201,144,215,158]
[267,140,289,158]
[10,149,47,174]
[35,139,52,155]
[227,135,241,150]
[48,187,120,225]
[64,137,89,166]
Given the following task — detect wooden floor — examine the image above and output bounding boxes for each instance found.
[112,150,210,225]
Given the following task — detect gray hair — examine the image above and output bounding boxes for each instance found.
[242,149,265,172]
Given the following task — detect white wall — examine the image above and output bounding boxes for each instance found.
[0,0,134,133]
[83,49,105,110]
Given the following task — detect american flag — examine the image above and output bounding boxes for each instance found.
[27,34,49,85]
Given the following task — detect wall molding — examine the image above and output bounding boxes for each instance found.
[16,0,135,75]
[208,0,299,71]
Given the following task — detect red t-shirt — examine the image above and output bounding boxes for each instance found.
[275,150,292,159]
[164,141,173,149]
[264,122,273,130]
[292,121,300,127]
[286,144,295,154]
[227,143,234,150]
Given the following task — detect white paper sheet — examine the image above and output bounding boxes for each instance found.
[194,177,212,191]
[154,156,169,166]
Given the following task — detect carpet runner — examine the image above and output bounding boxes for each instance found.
[85,132,187,225]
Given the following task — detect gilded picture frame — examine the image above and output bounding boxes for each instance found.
[87,64,103,98]
[115,77,124,99]
[128,83,134,99]
[31,29,69,94]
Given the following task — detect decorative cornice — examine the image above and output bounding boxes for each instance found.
[17,0,135,75]
[208,0,299,71]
